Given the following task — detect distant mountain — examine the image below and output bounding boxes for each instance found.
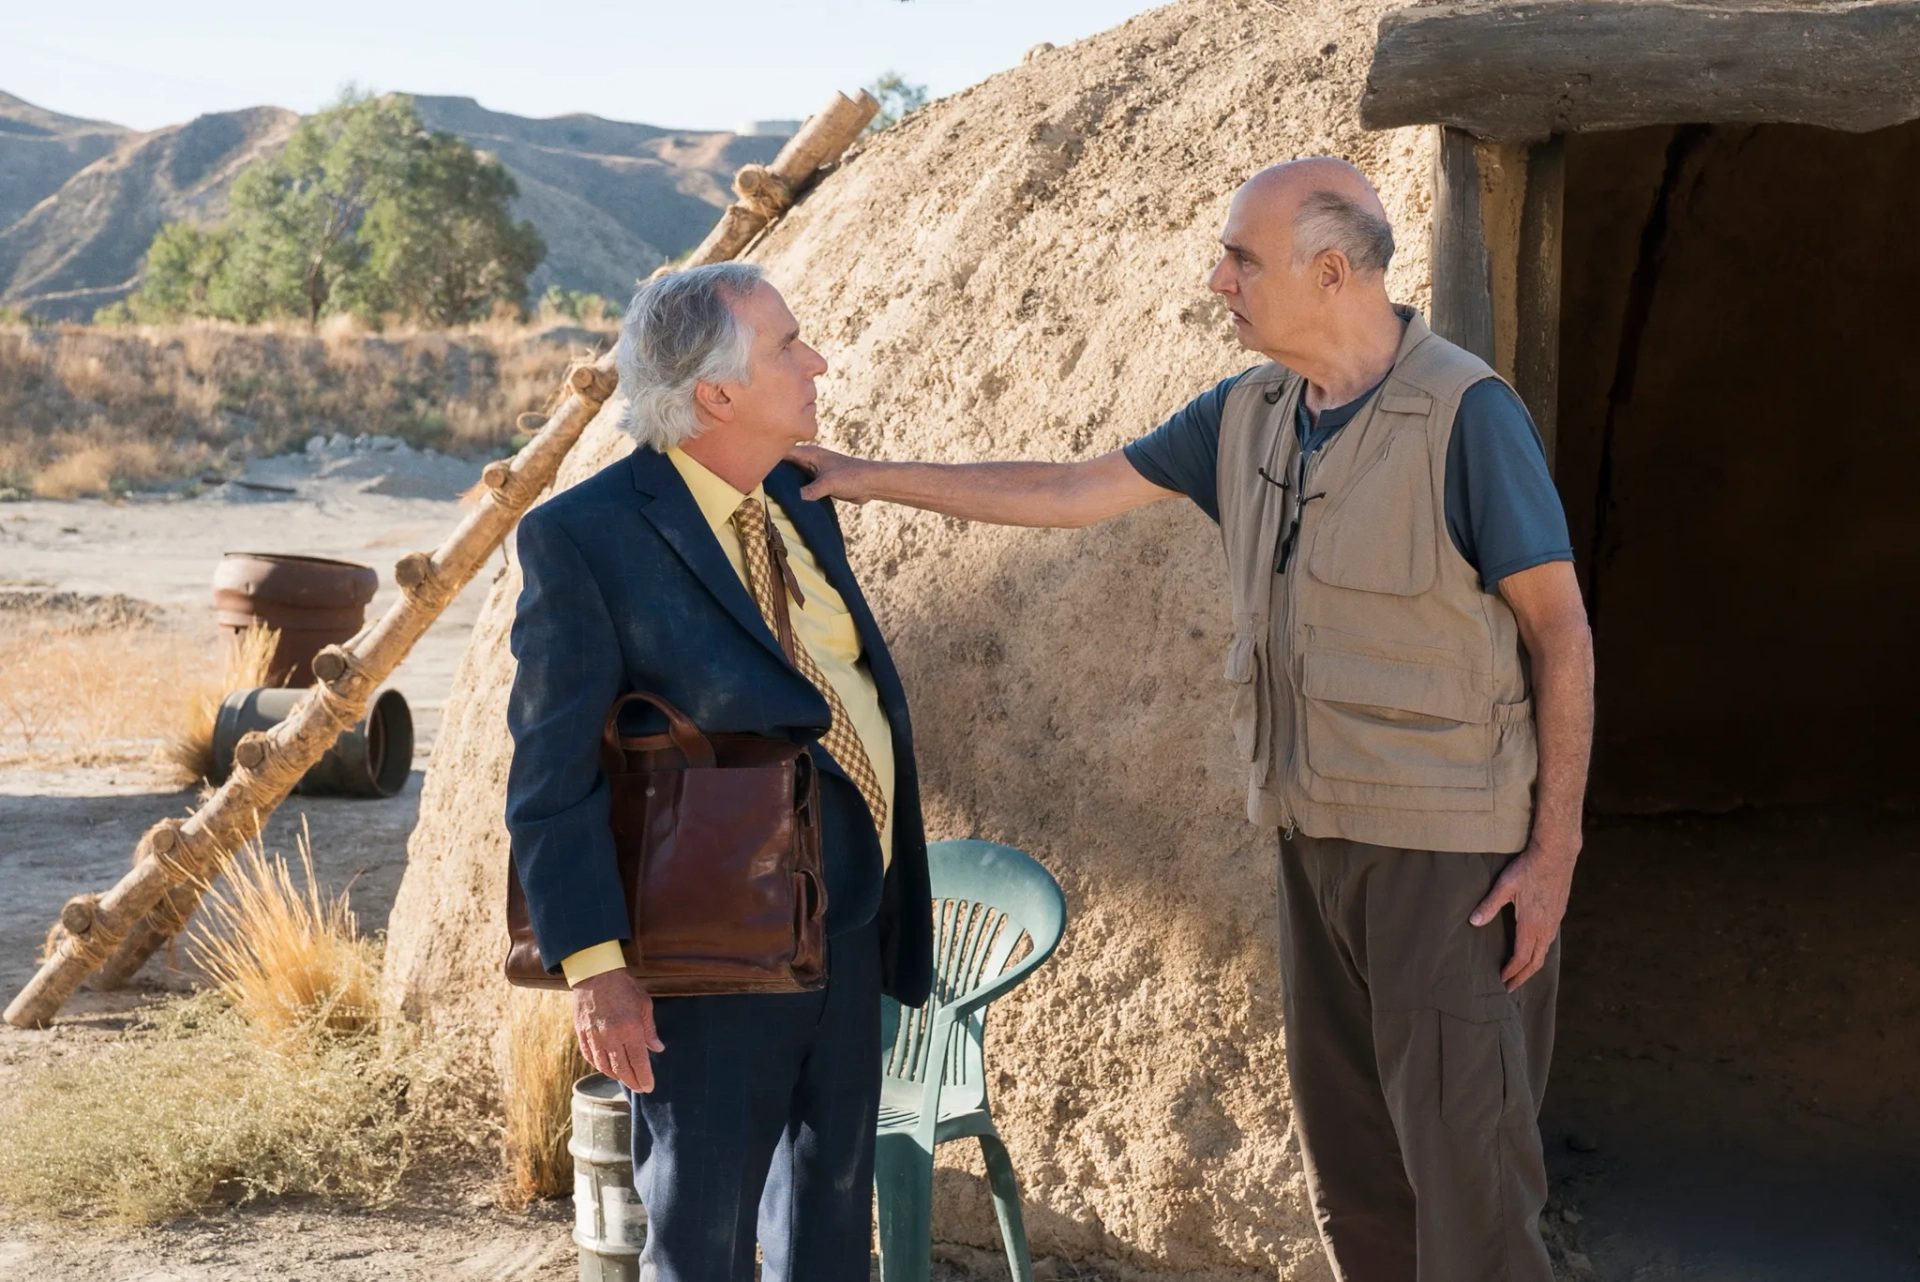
[0,92,784,320]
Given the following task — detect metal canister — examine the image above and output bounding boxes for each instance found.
[212,553,379,686]
[570,1073,645,1282]
[211,686,413,797]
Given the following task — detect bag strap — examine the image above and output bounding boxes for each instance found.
[602,691,716,769]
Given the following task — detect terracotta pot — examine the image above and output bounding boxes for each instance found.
[212,553,379,686]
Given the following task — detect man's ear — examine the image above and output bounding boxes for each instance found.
[692,379,733,426]
[1315,250,1349,293]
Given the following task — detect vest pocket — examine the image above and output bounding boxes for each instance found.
[1224,630,1265,769]
[1299,645,1494,803]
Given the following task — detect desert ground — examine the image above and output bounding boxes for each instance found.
[2,449,1915,1281]
[0,457,1015,1282]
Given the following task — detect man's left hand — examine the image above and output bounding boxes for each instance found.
[1470,841,1578,991]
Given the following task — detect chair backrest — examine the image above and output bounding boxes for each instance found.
[881,840,1067,1097]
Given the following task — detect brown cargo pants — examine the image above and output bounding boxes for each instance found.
[1279,832,1559,1282]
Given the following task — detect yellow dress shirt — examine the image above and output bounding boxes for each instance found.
[559,448,898,986]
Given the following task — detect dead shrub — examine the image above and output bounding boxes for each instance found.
[0,605,215,768]
[0,319,611,495]
[163,619,281,785]
[0,826,470,1224]
[0,993,438,1224]
[192,825,376,1047]
[500,986,590,1208]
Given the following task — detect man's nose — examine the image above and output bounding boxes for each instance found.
[1207,259,1233,295]
[804,343,828,377]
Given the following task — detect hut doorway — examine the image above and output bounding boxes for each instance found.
[1363,14,1920,1266]
[1536,120,1920,1278]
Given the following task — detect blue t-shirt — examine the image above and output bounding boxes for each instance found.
[1123,370,1573,589]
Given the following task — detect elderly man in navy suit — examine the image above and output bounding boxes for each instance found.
[505,262,934,1282]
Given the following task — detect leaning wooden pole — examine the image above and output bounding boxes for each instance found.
[681,88,879,269]
[3,357,615,1029]
[9,89,876,1027]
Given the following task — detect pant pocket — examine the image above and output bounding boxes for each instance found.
[1439,1011,1530,1133]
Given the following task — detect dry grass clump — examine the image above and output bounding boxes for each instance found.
[500,987,590,1208]
[0,835,462,1224]
[0,318,609,497]
[0,995,434,1223]
[193,825,377,1046]
[163,620,282,785]
[0,598,218,770]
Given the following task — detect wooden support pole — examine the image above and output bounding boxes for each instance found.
[4,354,617,1028]
[680,89,880,271]
[1429,126,1565,470]
[1513,136,1565,469]
[1430,127,1496,365]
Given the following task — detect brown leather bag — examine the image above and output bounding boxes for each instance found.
[503,689,829,995]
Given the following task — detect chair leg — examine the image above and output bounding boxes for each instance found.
[874,1132,934,1282]
[977,1132,1035,1282]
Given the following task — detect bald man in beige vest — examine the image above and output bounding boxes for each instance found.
[796,158,1595,1281]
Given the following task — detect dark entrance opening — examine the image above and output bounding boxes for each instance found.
[1544,121,1920,1278]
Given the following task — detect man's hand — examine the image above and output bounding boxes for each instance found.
[573,970,664,1093]
[1470,841,1578,991]
[790,442,874,505]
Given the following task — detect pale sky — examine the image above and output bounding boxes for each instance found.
[3,0,1167,134]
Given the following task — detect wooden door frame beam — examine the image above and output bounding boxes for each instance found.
[1429,126,1565,469]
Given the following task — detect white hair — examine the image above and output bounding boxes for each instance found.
[614,262,764,451]
[1293,189,1396,275]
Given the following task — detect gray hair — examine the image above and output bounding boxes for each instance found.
[615,262,765,451]
[1293,189,1395,275]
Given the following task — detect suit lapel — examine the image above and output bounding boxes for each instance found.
[627,448,789,668]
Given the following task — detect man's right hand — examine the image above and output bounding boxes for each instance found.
[573,969,665,1093]
[790,442,874,504]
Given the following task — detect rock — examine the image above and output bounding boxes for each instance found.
[1565,1251,1594,1273]
[1566,1131,1601,1153]
[305,434,327,455]
[1561,1207,1583,1224]
[367,434,403,452]
[1025,42,1056,61]
[325,432,351,452]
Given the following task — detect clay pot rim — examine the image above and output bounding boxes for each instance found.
[219,552,377,573]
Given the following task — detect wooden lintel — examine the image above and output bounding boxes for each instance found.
[1362,0,1920,139]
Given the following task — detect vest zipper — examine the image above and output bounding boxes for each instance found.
[1277,439,1328,841]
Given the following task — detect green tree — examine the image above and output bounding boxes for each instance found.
[120,89,543,328]
[864,73,929,134]
[219,89,419,322]
[351,135,545,326]
[120,222,232,322]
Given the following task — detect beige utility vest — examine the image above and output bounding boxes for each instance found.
[1216,310,1537,853]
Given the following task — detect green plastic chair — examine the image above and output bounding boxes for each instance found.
[874,839,1067,1282]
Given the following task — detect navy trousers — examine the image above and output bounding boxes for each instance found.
[629,923,882,1282]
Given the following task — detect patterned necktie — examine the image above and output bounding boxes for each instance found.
[730,497,888,838]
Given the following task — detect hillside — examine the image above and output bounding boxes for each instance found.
[0,92,785,320]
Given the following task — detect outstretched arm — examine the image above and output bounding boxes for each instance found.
[790,442,1180,529]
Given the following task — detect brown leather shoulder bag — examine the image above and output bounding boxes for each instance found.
[504,690,828,995]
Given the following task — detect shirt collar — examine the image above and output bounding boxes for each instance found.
[666,447,767,535]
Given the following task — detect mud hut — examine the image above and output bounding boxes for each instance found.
[384,0,1920,1275]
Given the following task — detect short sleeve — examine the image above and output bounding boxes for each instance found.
[1443,379,1575,589]
[1122,372,1247,524]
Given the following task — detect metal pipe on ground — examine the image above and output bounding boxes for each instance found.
[212,687,413,798]
[571,1073,644,1281]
